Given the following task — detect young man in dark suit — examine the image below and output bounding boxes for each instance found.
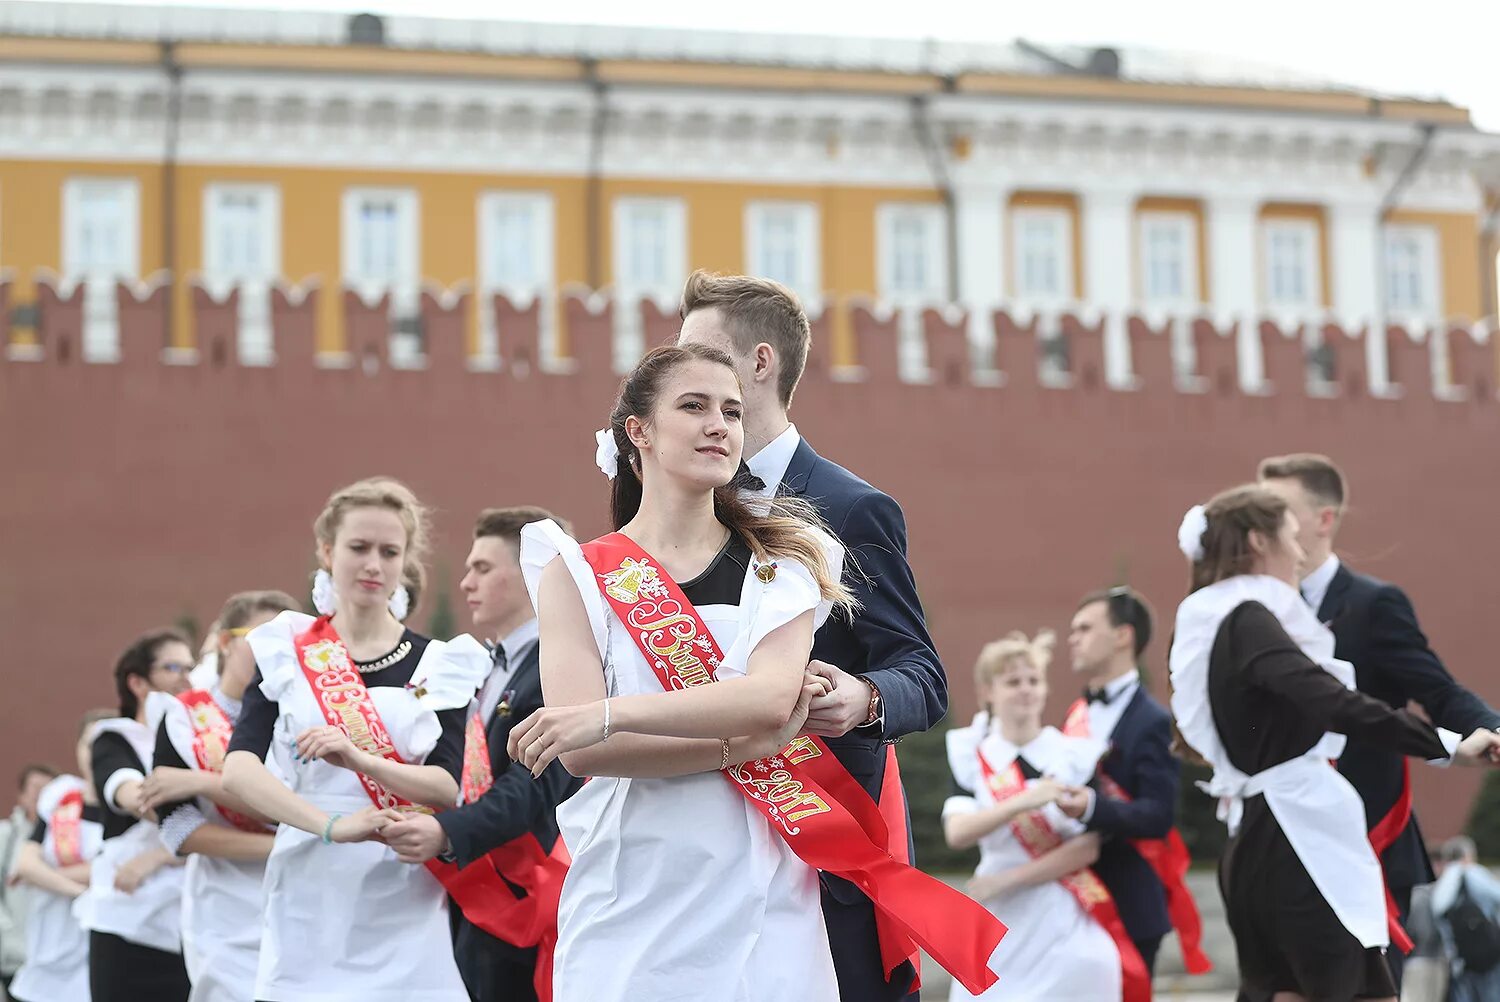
[678,270,948,1002]
[1057,588,1179,974]
[1260,453,1500,989]
[381,507,582,1002]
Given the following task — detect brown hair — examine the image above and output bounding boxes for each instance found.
[680,269,811,408]
[112,627,191,720]
[1189,484,1291,592]
[474,506,574,547]
[973,630,1056,718]
[217,590,302,632]
[16,763,57,789]
[607,343,853,611]
[78,708,116,741]
[313,477,431,604]
[1258,453,1347,510]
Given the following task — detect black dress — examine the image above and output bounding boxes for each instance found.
[88,729,192,1002]
[1208,601,1448,1002]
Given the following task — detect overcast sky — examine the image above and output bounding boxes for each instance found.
[95,0,1500,131]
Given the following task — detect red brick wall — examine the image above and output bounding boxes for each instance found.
[3,288,1497,840]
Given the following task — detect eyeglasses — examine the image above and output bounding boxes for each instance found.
[152,662,194,676]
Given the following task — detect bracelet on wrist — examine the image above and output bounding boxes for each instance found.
[602,698,612,742]
[720,738,731,771]
[322,813,342,844]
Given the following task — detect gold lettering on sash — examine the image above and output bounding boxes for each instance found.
[782,736,821,765]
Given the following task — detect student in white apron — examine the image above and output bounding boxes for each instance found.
[221,478,487,1002]
[1170,484,1500,1002]
[74,629,194,1002]
[139,589,302,1002]
[7,708,113,1002]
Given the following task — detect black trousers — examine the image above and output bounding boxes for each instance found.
[88,930,189,1002]
[1134,934,1164,977]
[1385,884,1414,992]
[823,881,919,1002]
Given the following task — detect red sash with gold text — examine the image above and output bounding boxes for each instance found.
[50,788,87,867]
[1064,698,1212,974]
[178,690,272,834]
[581,534,1007,996]
[293,617,566,1001]
[976,746,1151,1002]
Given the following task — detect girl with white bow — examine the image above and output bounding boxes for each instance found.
[1169,484,1500,1002]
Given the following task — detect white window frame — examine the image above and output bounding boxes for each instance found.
[611,197,687,369]
[1009,206,1073,307]
[341,187,420,366]
[63,177,140,363]
[1138,210,1199,307]
[203,183,281,366]
[1261,218,1322,312]
[877,202,948,381]
[745,201,821,307]
[477,190,556,369]
[1382,223,1442,320]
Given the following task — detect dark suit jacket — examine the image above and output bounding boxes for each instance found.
[1320,562,1500,891]
[436,641,582,1002]
[1084,685,1176,945]
[781,437,947,1001]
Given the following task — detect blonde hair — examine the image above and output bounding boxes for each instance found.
[974,630,1056,718]
[313,477,431,598]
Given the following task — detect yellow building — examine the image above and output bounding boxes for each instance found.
[0,2,1497,387]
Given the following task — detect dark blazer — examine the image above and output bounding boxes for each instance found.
[1084,685,1176,946]
[436,641,582,1002]
[1320,562,1500,891]
[781,437,948,1002]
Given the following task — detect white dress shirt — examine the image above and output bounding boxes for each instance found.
[746,424,801,499]
[477,618,539,726]
[1085,668,1141,743]
[1300,554,1341,616]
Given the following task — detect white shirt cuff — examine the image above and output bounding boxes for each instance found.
[102,768,145,814]
[1429,728,1463,767]
[1080,787,1098,823]
[159,805,209,855]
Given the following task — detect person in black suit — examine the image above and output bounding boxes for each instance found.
[678,270,948,1002]
[1057,587,1178,974]
[1260,453,1500,991]
[381,507,582,1002]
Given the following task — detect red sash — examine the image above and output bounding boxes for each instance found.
[582,534,1007,996]
[293,617,566,1001]
[1064,698,1212,975]
[178,690,272,834]
[461,708,494,805]
[976,747,1151,1002]
[51,788,86,867]
[1366,758,1416,954]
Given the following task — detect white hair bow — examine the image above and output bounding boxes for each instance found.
[595,428,620,480]
[1177,505,1208,562]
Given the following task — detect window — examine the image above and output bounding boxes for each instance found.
[612,197,687,365]
[877,203,948,380]
[204,184,280,365]
[63,178,140,362]
[1010,207,1072,304]
[1262,219,1321,310]
[478,192,555,366]
[1139,212,1198,305]
[1383,224,1441,317]
[342,188,420,365]
[746,202,820,304]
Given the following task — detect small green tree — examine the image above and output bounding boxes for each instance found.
[897,723,979,876]
[1467,770,1500,860]
[426,583,456,641]
[1175,761,1227,864]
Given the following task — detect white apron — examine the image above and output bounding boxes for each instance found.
[519,519,842,1002]
[1170,575,1445,949]
[9,774,103,1002]
[148,689,271,1002]
[72,717,185,953]
[244,611,488,1002]
[943,719,1120,1002]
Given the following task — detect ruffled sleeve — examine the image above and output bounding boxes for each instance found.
[945,714,986,795]
[403,633,491,765]
[745,528,846,655]
[145,693,198,774]
[36,774,86,825]
[245,610,318,702]
[521,519,610,661]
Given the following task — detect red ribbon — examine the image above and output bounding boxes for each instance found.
[294,616,566,1000]
[178,689,273,834]
[582,534,1007,996]
[1064,698,1212,975]
[1366,758,1415,954]
[976,746,1151,1002]
[50,788,86,867]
